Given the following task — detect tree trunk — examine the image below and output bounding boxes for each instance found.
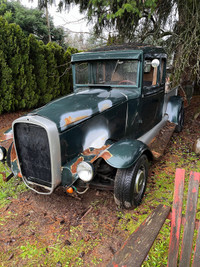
[45,2,51,43]
[173,0,200,95]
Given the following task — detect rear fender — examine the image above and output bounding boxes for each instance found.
[101,139,153,169]
[166,96,183,124]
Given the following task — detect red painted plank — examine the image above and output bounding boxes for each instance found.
[107,204,170,267]
[192,222,200,267]
[179,172,200,267]
[167,212,200,230]
[167,168,185,267]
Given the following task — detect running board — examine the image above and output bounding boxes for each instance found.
[138,114,168,145]
[137,115,176,159]
[148,121,176,159]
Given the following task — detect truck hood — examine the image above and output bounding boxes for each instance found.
[30,88,132,132]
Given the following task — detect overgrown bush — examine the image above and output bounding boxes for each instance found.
[0,17,78,114]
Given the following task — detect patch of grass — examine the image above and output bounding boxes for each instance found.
[0,161,28,253]
[0,162,27,208]
[91,256,103,265]
[0,253,10,266]
[20,241,46,260]
[12,225,102,266]
[116,208,150,236]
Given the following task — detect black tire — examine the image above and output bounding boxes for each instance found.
[175,106,184,132]
[114,154,148,209]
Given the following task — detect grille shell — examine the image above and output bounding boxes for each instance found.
[14,123,52,187]
[12,115,61,194]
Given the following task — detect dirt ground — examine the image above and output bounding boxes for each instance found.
[0,96,200,266]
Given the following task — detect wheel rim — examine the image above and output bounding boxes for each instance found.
[134,167,146,194]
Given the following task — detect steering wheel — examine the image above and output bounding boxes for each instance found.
[118,80,135,85]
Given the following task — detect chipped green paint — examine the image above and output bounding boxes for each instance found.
[30,89,129,133]
[105,139,152,169]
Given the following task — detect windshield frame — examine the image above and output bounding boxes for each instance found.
[72,59,140,91]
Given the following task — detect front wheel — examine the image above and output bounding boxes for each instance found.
[114,154,149,209]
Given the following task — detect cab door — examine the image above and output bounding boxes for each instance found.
[139,58,166,135]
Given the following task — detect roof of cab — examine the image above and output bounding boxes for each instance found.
[88,44,166,53]
[71,43,167,62]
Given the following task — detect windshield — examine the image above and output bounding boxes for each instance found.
[75,60,139,86]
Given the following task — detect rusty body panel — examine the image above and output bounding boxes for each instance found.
[0,132,20,182]
[61,144,112,186]
[71,156,84,174]
[10,143,21,176]
[0,128,13,150]
[0,127,13,141]
[82,145,112,163]
[64,115,88,126]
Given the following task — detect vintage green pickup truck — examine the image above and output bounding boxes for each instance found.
[0,44,184,209]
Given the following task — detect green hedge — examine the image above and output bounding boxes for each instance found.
[0,17,78,114]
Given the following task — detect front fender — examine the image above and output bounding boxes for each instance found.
[102,139,152,169]
[61,140,152,186]
[166,95,183,124]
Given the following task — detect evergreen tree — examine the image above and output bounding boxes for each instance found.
[0,16,77,114]
[0,0,66,48]
[28,34,47,106]
[0,51,14,113]
[43,42,60,104]
[64,47,78,94]
[5,21,33,109]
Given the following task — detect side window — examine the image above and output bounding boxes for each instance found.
[97,62,105,83]
[75,62,88,84]
[143,59,160,87]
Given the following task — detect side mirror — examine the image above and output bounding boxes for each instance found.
[151,59,160,68]
[144,60,151,73]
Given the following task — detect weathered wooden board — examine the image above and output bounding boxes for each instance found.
[167,168,185,267]
[192,222,200,267]
[107,204,170,267]
[167,213,200,230]
[179,172,200,267]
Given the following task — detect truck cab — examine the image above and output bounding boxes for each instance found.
[72,46,167,137]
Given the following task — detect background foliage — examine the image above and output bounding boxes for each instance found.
[58,0,200,91]
[0,16,77,114]
[0,0,67,48]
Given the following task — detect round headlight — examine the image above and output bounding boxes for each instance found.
[0,146,7,161]
[77,161,93,182]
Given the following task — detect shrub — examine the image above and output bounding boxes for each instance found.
[0,16,78,114]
